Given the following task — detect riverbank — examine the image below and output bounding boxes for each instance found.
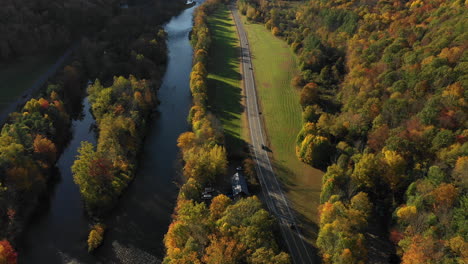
[91,3,199,261]
[19,98,97,263]
[20,0,192,263]
[0,58,88,257]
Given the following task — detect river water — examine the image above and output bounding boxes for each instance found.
[19,3,197,263]
[19,98,97,263]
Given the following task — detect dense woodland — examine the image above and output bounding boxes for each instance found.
[0,0,182,62]
[163,1,290,263]
[77,1,183,83]
[0,0,186,259]
[239,0,467,263]
[0,0,465,262]
[0,0,119,61]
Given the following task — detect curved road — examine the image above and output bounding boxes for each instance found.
[230,5,316,264]
[0,43,78,126]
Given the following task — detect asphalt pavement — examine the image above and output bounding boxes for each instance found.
[230,4,316,264]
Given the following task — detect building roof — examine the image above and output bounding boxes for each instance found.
[232,172,250,196]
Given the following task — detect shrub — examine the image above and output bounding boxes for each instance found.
[88,223,105,252]
[243,157,259,188]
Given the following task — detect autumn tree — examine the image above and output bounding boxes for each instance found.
[209,194,231,221]
[202,235,245,264]
[300,82,320,107]
[33,135,57,166]
[296,134,333,168]
[250,248,290,264]
[381,149,407,197]
[88,224,105,252]
[452,156,468,188]
[72,142,116,212]
[0,240,17,264]
[351,153,380,189]
[317,196,370,264]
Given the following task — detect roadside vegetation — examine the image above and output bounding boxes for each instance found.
[163,1,289,263]
[239,0,467,263]
[239,10,324,238]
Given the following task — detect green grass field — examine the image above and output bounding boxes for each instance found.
[0,53,59,112]
[206,6,243,154]
[241,16,324,242]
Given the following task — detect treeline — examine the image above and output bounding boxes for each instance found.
[0,0,187,63]
[163,1,289,263]
[164,195,290,264]
[0,0,119,61]
[179,0,228,187]
[238,0,467,263]
[0,89,68,232]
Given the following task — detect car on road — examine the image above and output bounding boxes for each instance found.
[202,193,213,200]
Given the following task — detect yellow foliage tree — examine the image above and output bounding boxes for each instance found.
[452,156,468,188]
[396,205,417,224]
[87,223,105,252]
[381,149,406,192]
[209,194,232,221]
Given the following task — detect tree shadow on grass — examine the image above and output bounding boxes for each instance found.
[207,77,244,152]
[207,7,245,154]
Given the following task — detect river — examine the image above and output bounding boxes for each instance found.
[19,3,197,263]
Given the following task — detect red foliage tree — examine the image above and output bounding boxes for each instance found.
[367,125,389,151]
[89,158,114,182]
[0,240,18,264]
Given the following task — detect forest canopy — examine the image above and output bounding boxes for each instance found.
[238,0,467,262]
[0,0,118,60]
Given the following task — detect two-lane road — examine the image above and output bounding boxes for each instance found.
[230,4,316,264]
